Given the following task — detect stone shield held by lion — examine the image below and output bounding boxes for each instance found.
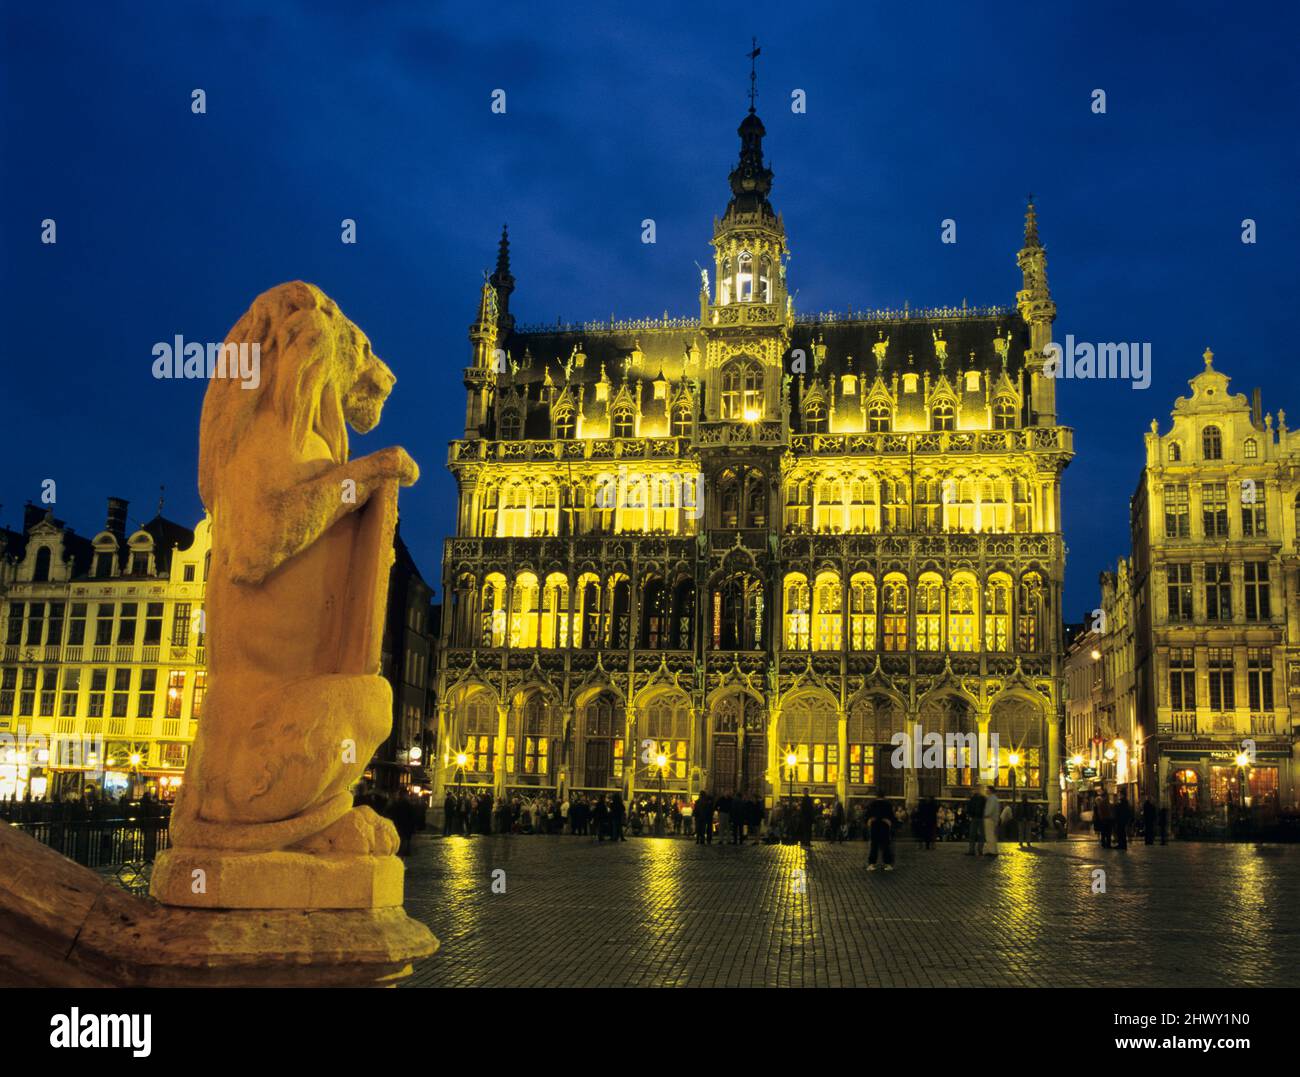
[167,281,419,865]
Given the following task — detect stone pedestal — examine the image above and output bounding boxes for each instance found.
[150,848,405,909]
[0,825,436,988]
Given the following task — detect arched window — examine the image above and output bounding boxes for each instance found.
[509,693,557,779]
[985,573,1012,652]
[1017,572,1044,652]
[509,572,539,648]
[783,573,810,650]
[481,573,507,647]
[460,692,498,776]
[640,574,667,648]
[721,358,763,420]
[736,251,754,302]
[1202,425,1222,460]
[713,573,764,650]
[803,401,827,434]
[868,402,891,433]
[531,483,557,536]
[882,574,908,651]
[541,573,570,648]
[499,407,522,440]
[1243,438,1257,459]
[849,572,876,649]
[812,570,842,651]
[608,574,631,648]
[33,547,52,582]
[781,696,840,786]
[916,572,944,651]
[989,698,1043,790]
[757,255,771,303]
[932,400,955,432]
[580,691,625,788]
[575,572,603,648]
[641,694,691,782]
[719,470,741,528]
[611,406,635,439]
[1168,442,1181,462]
[554,407,575,439]
[948,573,978,651]
[499,483,528,537]
[478,483,499,536]
[993,397,1016,430]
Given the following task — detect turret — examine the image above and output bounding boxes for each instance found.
[1016,198,1058,426]
[463,277,500,438]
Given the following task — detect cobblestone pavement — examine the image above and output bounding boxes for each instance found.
[401,834,1300,987]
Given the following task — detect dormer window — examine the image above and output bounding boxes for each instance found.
[1243,437,1258,459]
[94,553,113,578]
[671,404,692,438]
[611,407,635,439]
[1168,442,1182,462]
[499,408,522,440]
[932,401,955,432]
[993,397,1017,430]
[1202,425,1222,460]
[554,408,575,439]
[804,402,827,434]
[736,252,754,302]
[868,403,891,433]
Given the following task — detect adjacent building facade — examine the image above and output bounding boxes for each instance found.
[434,104,1073,814]
[0,499,440,803]
[0,499,210,801]
[1129,352,1300,814]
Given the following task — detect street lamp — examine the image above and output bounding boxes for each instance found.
[1234,751,1251,815]
[654,751,667,836]
[1008,750,1020,793]
[128,751,143,801]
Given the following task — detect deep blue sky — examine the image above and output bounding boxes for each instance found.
[3,1,1298,617]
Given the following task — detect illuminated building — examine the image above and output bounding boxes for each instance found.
[0,499,209,800]
[0,500,437,803]
[1130,352,1299,813]
[1063,561,1139,820]
[435,99,1073,814]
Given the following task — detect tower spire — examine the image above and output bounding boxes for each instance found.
[747,37,761,114]
[1023,194,1040,248]
[488,223,516,336]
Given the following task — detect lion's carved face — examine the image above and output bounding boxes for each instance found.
[341,335,396,435]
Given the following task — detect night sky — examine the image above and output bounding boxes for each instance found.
[3,1,1297,618]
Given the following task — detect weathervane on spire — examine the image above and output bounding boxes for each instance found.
[747,37,761,113]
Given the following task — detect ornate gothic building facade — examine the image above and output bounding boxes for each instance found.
[434,104,1073,813]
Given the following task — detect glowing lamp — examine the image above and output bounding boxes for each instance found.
[455,752,468,768]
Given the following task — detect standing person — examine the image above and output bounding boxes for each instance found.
[1016,794,1034,849]
[1141,796,1157,846]
[593,794,609,842]
[443,791,456,837]
[919,797,938,850]
[693,791,711,845]
[865,794,895,871]
[965,788,986,856]
[1158,803,1169,845]
[560,795,571,834]
[982,785,1001,857]
[799,790,815,849]
[1095,791,1113,849]
[610,791,627,842]
[1114,792,1131,851]
[732,794,747,844]
[829,799,845,844]
[717,793,732,847]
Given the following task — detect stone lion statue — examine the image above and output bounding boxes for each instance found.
[167,281,418,867]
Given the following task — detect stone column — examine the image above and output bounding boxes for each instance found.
[494,702,510,800]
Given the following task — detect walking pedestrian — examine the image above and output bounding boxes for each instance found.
[611,791,627,842]
[965,788,986,856]
[593,794,609,842]
[799,789,815,848]
[1016,793,1034,849]
[866,794,895,871]
[1141,796,1156,846]
[919,796,938,849]
[1114,792,1131,851]
[1095,791,1113,849]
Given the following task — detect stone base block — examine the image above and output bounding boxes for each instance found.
[149,848,405,909]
